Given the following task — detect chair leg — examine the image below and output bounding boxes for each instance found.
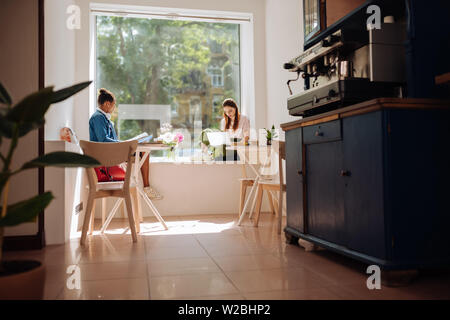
[278,190,283,235]
[89,199,96,235]
[124,193,138,243]
[253,185,264,227]
[102,198,106,227]
[130,187,140,233]
[239,181,247,217]
[267,191,276,215]
[81,195,95,246]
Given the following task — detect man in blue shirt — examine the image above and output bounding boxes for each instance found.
[89,88,161,199]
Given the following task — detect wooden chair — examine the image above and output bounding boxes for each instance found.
[238,145,279,221]
[252,140,286,234]
[79,140,139,246]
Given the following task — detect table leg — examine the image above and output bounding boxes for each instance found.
[248,183,259,219]
[137,187,168,230]
[237,176,259,226]
[130,187,140,233]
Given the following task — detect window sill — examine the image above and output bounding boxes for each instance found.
[149,157,243,165]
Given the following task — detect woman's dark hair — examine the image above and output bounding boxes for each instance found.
[222,98,240,131]
[97,88,115,106]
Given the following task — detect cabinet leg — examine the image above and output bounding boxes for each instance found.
[381,269,419,287]
[285,232,299,245]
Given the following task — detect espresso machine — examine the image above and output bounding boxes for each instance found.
[285,21,407,117]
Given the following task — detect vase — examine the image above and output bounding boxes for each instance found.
[0,260,46,299]
[167,147,177,161]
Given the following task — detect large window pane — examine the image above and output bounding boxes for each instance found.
[96,16,241,160]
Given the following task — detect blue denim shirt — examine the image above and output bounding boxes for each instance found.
[89,110,118,142]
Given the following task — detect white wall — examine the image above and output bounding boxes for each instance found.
[94,162,273,218]
[45,0,77,140]
[265,0,304,130]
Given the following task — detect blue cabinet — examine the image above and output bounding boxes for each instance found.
[282,99,450,270]
[285,128,304,235]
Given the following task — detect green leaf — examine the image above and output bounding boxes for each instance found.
[0,82,12,105]
[0,192,54,227]
[0,116,44,138]
[21,152,100,170]
[51,81,92,104]
[6,86,54,123]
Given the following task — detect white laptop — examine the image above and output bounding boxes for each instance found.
[207,132,231,147]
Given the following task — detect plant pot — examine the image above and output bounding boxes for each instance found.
[267,139,272,145]
[0,260,46,299]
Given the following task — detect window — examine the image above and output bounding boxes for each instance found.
[208,65,224,88]
[95,12,242,161]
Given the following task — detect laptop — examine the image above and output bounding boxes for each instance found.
[207,132,231,146]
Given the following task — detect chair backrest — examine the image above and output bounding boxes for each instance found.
[258,140,285,179]
[80,140,138,189]
[80,140,138,167]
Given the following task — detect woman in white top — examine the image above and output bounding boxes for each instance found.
[220,98,250,145]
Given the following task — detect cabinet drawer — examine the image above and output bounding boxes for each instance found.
[303,120,342,144]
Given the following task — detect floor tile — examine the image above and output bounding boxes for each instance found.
[225,267,334,293]
[244,287,342,300]
[78,261,148,281]
[213,254,286,272]
[57,278,149,300]
[146,245,209,260]
[149,273,238,299]
[3,214,450,300]
[147,257,221,277]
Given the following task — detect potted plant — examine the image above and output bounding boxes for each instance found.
[264,125,278,145]
[0,81,100,299]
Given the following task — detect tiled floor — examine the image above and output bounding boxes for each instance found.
[3,213,450,300]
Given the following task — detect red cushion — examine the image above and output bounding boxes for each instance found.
[94,166,126,182]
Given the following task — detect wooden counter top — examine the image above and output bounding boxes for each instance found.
[281,98,450,131]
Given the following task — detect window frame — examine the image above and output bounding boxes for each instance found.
[89,3,255,143]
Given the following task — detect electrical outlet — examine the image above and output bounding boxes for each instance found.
[75,202,83,214]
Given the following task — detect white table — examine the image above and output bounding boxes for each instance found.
[227,144,272,226]
[133,143,169,232]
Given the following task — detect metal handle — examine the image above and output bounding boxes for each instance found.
[340,170,351,177]
[297,170,303,176]
[314,131,323,137]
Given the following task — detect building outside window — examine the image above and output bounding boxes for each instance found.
[208,65,224,88]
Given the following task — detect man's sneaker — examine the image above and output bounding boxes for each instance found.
[144,186,163,200]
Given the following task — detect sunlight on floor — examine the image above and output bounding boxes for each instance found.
[71,217,238,238]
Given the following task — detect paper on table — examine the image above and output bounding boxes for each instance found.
[126,132,148,141]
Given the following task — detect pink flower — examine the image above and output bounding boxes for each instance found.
[175,133,184,143]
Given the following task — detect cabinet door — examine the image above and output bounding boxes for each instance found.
[343,111,385,259]
[285,128,304,233]
[306,140,345,245]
